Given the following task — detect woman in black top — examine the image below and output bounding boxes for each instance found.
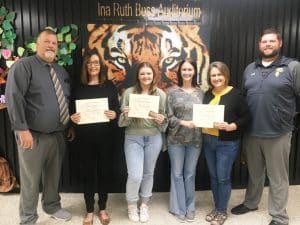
[69,49,119,225]
[202,61,250,225]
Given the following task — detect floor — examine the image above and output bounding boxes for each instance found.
[1,186,300,225]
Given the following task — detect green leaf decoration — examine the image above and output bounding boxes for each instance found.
[69,43,76,50]
[67,57,73,65]
[1,39,9,47]
[70,24,78,31]
[6,43,13,51]
[11,33,16,40]
[58,54,67,62]
[6,12,16,21]
[4,30,12,38]
[0,7,8,17]
[58,60,65,66]
[59,47,68,55]
[17,47,25,57]
[65,34,72,43]
[3,20,13,30]
[60,25,70,34]
[59,42,67,48]
[0,27,3,34]
[71,30,78,38]
[57,33,63,42]
[26,43,37,52]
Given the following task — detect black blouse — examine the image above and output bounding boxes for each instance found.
[203,87,251,141]
[71,80,120,140]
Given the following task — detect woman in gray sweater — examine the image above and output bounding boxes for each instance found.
[119,62,168,223]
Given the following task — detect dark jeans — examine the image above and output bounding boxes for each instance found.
[203,134,239,212]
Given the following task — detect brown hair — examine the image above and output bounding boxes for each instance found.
[207,61,230,88]
[259,28,282,42]
[80,49,106,85]
[176,59,198,87]
[134,62,157,95]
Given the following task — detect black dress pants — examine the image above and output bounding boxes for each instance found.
[80,136,113,213]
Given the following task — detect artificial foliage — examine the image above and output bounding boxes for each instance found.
[0,6,16,59]
[56,24,79,66]
[0,6,79,67]
[0,5,79,108]
[17,24,79,66]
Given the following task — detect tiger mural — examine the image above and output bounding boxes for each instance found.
[87,24,209,92]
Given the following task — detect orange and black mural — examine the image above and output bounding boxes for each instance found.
[86,24,209,92]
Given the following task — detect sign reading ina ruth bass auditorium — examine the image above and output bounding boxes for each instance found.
[97,0,203,22]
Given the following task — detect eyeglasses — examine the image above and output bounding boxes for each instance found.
[87,61,100,66]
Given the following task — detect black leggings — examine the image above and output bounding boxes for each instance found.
[84,192,108,212]
[80,137,113,212]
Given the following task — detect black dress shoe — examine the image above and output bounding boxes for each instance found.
[269,220,288,225]
[231,204,258,215]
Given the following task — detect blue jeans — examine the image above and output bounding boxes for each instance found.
[168,144,201,216]
[124,134,162,204]
[203,134,239,213]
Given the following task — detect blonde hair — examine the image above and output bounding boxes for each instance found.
[207,61,230,88]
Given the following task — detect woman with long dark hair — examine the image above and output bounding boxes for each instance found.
[166,59,204,222]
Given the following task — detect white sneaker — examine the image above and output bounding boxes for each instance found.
[139,204,149,223]
[128,204,139,222]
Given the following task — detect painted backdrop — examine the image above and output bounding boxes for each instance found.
[86,24,210,92]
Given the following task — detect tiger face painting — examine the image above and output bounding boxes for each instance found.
[87,24,209,91]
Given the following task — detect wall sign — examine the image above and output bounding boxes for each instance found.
[96,0,203,22]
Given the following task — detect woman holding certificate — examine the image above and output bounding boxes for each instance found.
[69,50,119,225]
[118,62,167,223]
[166,59,204,222]
[203,61,250,225]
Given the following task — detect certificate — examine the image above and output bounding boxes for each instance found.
[75,98,109,124]
[128,94,160,119]
[193,104,224,128]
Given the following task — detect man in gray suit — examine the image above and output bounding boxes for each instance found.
[5,28,71,224]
